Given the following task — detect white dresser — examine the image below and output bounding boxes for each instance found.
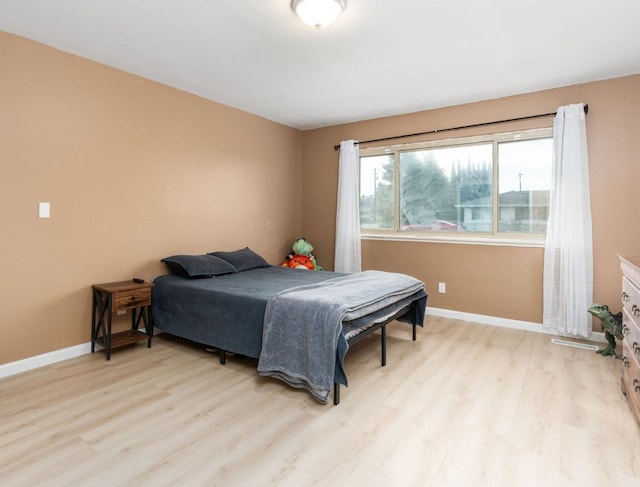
[620,255,640,427]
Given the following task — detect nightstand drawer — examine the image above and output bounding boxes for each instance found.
[112,287,151,311]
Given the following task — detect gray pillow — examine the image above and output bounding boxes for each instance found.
[161,254,238,278]
[208,247,270,272]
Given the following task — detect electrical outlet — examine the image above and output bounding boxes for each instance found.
[438,282,446,293]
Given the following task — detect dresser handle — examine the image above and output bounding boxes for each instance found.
[622,291,630,302]
[623,356,630,368]
[635,343,640,357]
[634,305,640,318]
[634,379,640,393]
[623,324,630,336]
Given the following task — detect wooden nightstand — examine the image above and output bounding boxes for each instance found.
[91,280,153,360]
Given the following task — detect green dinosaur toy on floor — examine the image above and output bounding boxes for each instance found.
[587,303,623,359]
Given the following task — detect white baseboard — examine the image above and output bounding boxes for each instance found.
[0,342,92,380]
[0,312,605,381]
[426,306,607,343]
[0,328,161,380]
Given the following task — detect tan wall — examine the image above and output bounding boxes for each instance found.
[0,32,304,365]
[302,75,640,324]
[3,30,639,366]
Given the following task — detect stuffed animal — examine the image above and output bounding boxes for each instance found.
[283,254,316,270]
[281,237,323,271]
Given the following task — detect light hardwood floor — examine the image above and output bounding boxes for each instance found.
[1,316,639,486]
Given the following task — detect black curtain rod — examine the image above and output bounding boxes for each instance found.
[333,104,589,150]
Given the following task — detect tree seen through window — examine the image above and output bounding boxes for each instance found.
[359,129,553,237]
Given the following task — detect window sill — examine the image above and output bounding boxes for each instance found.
[361,232,545,248]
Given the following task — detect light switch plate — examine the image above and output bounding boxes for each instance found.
[38,202,50,218]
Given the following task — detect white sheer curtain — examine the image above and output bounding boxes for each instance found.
[543,103,593,337]
[334,140,362,273]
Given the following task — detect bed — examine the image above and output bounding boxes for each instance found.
[151,248,427,404]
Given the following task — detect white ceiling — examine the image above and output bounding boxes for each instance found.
[1,0,639,130]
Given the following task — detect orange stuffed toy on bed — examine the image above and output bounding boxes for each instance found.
[281,254,315,270]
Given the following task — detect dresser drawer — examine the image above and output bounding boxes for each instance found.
[112,286,151,311]
[622,276,640,323]
[623,308,640,356]
[619,255,640,428]
[622,340,640,415]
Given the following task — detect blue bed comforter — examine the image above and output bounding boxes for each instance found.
[152,266,344,359]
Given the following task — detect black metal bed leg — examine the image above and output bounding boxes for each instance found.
[412,323,417,341]
[220,350,226,365]
[381,325,387,366]
[334,383,340,405]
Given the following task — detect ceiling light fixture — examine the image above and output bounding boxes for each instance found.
[291,0,347,29]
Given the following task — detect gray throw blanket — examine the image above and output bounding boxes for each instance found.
[257,270,425,403]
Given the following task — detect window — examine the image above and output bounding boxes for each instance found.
[359,128,553,243]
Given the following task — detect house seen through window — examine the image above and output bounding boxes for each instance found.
[359,128,553,241]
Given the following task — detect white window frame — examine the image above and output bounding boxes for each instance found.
[359,127,553,247]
